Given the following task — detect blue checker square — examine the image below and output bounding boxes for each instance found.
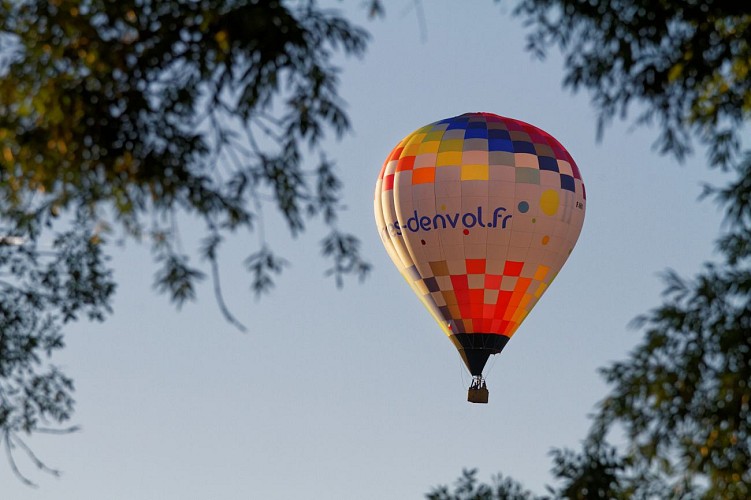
[512,141,536,154]
[560,174,575,192]
[423,276,440,292]
[538,156,559,172]
[438,305,451,319]
[446,119,470,130]
[464,127,488,139]
[488,129,511,140]
[488,138,514,152]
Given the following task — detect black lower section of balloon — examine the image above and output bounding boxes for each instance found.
[453,333,510,376]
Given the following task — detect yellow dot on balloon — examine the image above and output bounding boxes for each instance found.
[540,189,560,216]
[541,235,550,245]
[440,204,446,211]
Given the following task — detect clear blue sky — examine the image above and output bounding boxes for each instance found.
[2,1,727,499]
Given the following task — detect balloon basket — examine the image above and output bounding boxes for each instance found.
[467,376,489,404]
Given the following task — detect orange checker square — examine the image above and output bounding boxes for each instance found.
[503,260,524,276]
[503,304,520,322]
[396,155,416,172]
[514,277,532,294]
[411,167,436,185]
[465,258,486,274]
[389,146,404,161]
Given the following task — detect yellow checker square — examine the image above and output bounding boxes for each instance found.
[438,139,464,152]
[424,130,445,141]
[394,137,409,148]
[534,265,550,281]
[519,294,532,310]
[402,142,421,157]
[512,308,529,324]
[437,151,463,166]
[405,132,426,145]
[461,164,489,181]
[418,140,441,154]
[534,282,547,298]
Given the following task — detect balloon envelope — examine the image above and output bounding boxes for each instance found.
[374,112,586,377]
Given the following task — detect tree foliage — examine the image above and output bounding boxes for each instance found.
[427,469,542,500]
[0,0,371,484]
[432,1,751,498]
[516,0,751,165]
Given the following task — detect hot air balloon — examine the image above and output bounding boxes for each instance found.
[374,112,586,403]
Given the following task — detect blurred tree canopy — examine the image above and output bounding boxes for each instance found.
[427,469,541,500]
[430,1,751,498]
[0,0,373,484]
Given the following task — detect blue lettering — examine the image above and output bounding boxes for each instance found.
[446,213,460,228]
[492,207,507,228]
[407,210,419,232]
[462,212,477,228]
[391,206,512,233]
[477,206,486,227]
